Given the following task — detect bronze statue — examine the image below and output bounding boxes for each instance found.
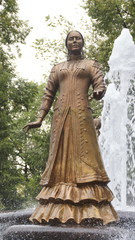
[24,31,118,225]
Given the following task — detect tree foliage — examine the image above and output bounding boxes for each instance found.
[0,0,30,45]
[0,63,51,210]
[0,0,41,210]
[83,0,135,69]
[3,80,51,209]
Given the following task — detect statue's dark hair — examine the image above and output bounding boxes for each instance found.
[65,30,84,48]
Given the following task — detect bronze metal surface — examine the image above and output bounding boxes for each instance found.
[24,31,119,225]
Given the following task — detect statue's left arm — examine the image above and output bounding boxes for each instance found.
[91,61,106,100]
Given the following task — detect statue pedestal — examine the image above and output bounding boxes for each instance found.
[3,222,135,240]
[1,210,135,240]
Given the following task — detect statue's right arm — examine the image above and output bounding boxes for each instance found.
[23,66,59,132]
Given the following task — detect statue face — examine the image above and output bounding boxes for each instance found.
[66,31,83,54]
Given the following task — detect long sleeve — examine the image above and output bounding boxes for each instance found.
[40,66,59,114]
[91,61,106,100]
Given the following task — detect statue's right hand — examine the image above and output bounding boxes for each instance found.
[23,120,42,133]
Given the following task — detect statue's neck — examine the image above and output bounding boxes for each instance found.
[68,54,84,61]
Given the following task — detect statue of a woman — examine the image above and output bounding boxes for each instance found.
[24,31,118,225]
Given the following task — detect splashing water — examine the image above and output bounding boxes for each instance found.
[99,29,135,210]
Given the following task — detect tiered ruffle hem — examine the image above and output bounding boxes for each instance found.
[29,183,119,225]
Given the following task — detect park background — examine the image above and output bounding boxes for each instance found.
[0,0,135,210]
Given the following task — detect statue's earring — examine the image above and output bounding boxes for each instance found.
[81,49,85,59]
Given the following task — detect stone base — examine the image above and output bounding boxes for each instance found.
[3,224,135,240]
[1,210,135,240]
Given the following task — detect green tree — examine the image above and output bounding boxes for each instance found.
[0,0,30,45]
[0,71,52,210]
[7,80,51,208]
[0,0,31,210]
[83,0,135,69]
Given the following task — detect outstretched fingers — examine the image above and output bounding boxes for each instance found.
[23,125,30,133]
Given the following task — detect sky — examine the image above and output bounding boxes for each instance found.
[16,0,88,82]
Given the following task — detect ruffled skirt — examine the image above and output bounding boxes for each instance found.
[29,183,118,225]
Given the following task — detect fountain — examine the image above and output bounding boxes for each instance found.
[1,29,135,240]
[99,28,135,211]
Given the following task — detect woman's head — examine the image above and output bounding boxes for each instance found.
[65,31,84,55]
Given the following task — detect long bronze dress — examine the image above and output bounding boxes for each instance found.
[30,57,119,225]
